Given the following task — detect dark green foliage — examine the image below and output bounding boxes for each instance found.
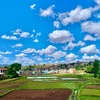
[93,60,100,78]
[11,63,21,71]
[6,63,21,78]
[85,66,93,73]
[75,65,80,70]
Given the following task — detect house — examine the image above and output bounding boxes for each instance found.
[59,69,67,74]
[69,68,76,73]
[0,68,7,74]
[0,68,7,78]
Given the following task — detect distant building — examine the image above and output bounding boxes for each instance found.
[0,68,7,78]
[69,68,76,73]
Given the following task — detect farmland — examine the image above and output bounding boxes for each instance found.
[0,74,100,100]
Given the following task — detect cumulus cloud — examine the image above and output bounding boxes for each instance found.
[80,44,100,54]
[15,53,26,57]
[32,30,35,32]
[0,51,12,55]
[58,6,93,26]
[13,29,31,38]
[0,55,3,58]
[30,4,36,10]
[49,50,66,59]
[22,48,36,54]
[13,29,22,35]
[20,32,30,38]
[15,56,34,65]
[36,45,57,55]
[49,30,74,43]
[53,21,60,28]
[3,57,9,63]
[30,34,34,38]
[12,43,23,48]
[81,21,100,38]
[66,53,78,60]
[33,39,39,42]
[40,5,55,17]
[84,34,96,41]
[1,35,18,40]
[63,41,85,50]
[82,53,100,61]
[95,0,100,5]
[33,56,43,61]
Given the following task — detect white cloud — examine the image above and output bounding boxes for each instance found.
[35,32,41,38]
[49,30,74,43]
[94,13,100,19]
[15,56,34,65]
[84,34,96,41]
[15,53,26,57]
[95,0,100,5]
[36,45,57,55]
[22,48,36,54]
[33,39,39,42]
[0,55,3,58]
[40,5,55,17]
[58,6,93,26]
[36,32,41,36]
[49,50,66,59]
[13,29,22,35]
[30,34,34,38]
[32,30,35,32]
[12,43,23,48]
[13,29,31,38]
[82,53,100,61]
[3,57,9,63]
[30,4,36,10]
[0,51,12,55]
[63,41,85,50]
[66,53,78,60]
[53,21,60,28]
[81,21,100,38]
[33,56,43,61]
[1,35,18,40]
[80,44,100,54]
[20,32,30,38]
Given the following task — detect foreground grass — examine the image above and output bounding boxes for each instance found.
[0,77,29,97]
[81,88,100,96]
[79,83,100,100]
[80,95,100,100]
[20,81,81,90]
[0,73,100,100]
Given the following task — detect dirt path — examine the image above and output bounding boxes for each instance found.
[1,89,72,100]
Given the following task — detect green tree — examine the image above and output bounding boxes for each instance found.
[11,63,21,71]
[93,60,100,78]
[85,66,93,73]
[6,63,21,78]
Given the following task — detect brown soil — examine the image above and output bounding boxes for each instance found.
[85,84,100,89]
[0,90,10,95]
[0,89,72,100]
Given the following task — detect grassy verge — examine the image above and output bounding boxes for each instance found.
[0,77,29,97]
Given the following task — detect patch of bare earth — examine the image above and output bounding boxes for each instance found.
[0,90,10,95]
[85,85,100,89]
[1,89,72,100]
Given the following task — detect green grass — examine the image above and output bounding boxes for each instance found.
[0,77,29,97]
[80,95,100,100]
[80,88,100,96]
[0,73,100,99]
[20,81,80,90]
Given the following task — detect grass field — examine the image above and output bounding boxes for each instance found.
[0,74,100,100]
[79,84,100,100]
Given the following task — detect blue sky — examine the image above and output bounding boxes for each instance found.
[0,0,100,65]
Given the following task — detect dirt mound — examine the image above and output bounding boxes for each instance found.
[1,89,72,100]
